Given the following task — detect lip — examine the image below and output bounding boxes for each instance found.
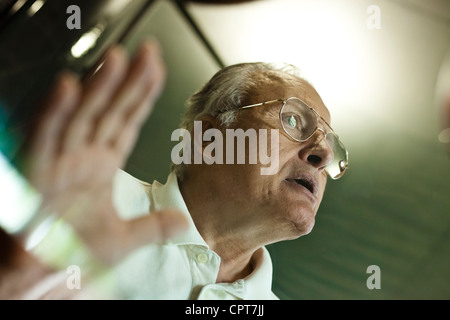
[284,173,319,204]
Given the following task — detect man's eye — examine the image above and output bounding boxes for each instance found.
[287,115,297,128]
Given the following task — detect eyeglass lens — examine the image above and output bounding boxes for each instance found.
[280,98,348,179]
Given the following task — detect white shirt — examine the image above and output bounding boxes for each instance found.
[111,170,278,300]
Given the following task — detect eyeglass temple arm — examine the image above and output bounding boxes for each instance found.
[309,107,339,137]
[240,99,284,109]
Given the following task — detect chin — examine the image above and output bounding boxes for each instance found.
[278,210,315,240]
[286,219,315,240]
[296,218,316,235]
[286,207,317,239]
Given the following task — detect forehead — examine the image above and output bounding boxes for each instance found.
[247,71,331,123]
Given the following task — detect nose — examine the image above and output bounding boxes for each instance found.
[298,128,334,172]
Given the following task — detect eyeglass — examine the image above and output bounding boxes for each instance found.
[239,97,348,179]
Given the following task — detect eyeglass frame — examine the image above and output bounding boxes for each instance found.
[237,96,348,179]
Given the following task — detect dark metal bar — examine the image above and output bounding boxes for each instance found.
[172,0,226,68]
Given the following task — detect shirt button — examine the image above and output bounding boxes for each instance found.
[197,253,208,263]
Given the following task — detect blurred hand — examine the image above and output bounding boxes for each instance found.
[24,40,188,264]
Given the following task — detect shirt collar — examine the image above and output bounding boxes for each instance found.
[150,172,208,248]
[243,247,275,299]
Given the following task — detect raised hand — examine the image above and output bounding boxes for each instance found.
[24,40,187,264]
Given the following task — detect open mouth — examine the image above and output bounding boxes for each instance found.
[285,175,318,198]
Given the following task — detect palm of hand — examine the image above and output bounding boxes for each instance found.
[24,42,187,264]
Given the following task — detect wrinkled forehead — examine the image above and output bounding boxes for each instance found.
[247,71,331,123]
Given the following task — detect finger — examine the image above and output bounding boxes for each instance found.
[93,41,163,146]
[124,209,189,252]
[114,54,166,159]
[27,73,80,178]
[62,45,129,152]
[125,41,166,127]
[106,41,166,160]
[114,76,166,160]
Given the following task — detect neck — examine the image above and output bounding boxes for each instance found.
[179,170,269,283]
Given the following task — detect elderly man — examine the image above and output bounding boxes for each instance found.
[13,40,348,299]
[110,51,348,299]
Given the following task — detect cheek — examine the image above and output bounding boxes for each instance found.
[277,131,297,150]
[277,135,301,168]
[220,163,271,196]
